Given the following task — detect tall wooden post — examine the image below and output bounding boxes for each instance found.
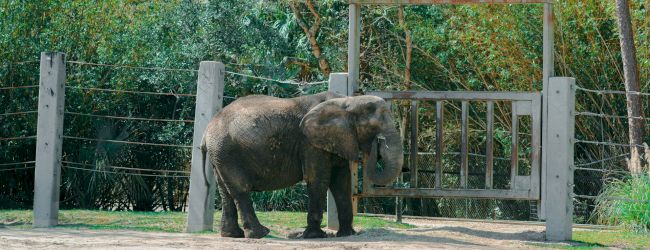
[545,77,575,241]
[539,0,555,220]
[347,3,361,93]
[33,52,66,228]
[187,61,224,232]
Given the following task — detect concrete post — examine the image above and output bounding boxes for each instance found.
[326,73,351,230]
[544,77,575,241]
[347,4,361,93]
[187,62,224,232]
[539,0,555,221]
[33,52,66,228]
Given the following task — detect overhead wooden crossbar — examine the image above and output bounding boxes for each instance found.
[349,0,550,4]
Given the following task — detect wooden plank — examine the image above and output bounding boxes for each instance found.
[368,91,541,101]
[530,95,542,198]
[544,77,575,241]
[539,0,554,221]
[348,4,361,93]
[485,101,494,189]
[349,0,550,4]
[33,52,66,228]
[435,101,444,189]
[460,101,469,188]
[410,100,418,187]
[511,102,519,188]
[187,62,224,232]
[363,187,536,200]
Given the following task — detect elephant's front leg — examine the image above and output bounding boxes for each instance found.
[302,150,331,238]
[329,162,356,237]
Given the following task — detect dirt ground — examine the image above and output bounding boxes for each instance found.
[0,217,560,249]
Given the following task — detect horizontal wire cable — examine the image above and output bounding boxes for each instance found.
[10,61,39,65]
[0,136,36,141]
[575,139,647,148]
[63,136,192,149]
[65,111,194,123]
[62,165,189,178]
[0,167,35,172]
[0,161,35,167]
[0,111,38,116]
[0,85,39,91]
[65,86,196,97]
[575,111,647,121]
[226,71,327,86]
[575,85,650,96]
[572,194,648,203]
[62,161,189,174]
[67,60,198,73]
[574,153,630,167]
[573,167,630,174]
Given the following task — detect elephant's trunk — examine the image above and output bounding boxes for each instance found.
[366,126,403,186]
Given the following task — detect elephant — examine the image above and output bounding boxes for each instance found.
[200,91,403,239]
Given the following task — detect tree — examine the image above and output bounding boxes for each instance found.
[615,0,645,175]
[288,0,332,76]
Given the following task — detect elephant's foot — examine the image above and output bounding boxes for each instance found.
[302,227,328,238]
[221,226,245,238]
[244,225,270,239]
[336,227,356,237]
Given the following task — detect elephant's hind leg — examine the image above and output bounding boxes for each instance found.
[230,191,270,238]
[217,176,244,238]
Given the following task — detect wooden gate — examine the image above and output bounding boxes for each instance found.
[358,91,542,200]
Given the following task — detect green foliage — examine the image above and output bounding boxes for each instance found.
[594,174,650,232]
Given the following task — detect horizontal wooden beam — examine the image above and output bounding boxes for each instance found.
[349,0,550,5]
[368,90,540,101]
[360,187,537,200]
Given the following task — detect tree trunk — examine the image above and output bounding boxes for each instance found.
[615,0,645,175]
[289,0,331,76]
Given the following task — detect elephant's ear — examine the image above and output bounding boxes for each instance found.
[300,100,359,160]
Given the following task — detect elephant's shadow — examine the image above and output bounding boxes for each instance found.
[279,226,544,246]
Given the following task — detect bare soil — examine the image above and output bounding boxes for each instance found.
[0,218,556,249]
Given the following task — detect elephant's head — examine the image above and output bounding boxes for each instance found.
[300,94,403,186]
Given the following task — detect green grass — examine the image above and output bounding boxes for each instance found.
[594,174,650,233]
[527,230,650,249]
[0,209,412,237]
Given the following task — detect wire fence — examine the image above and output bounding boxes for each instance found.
[572,84,650,225]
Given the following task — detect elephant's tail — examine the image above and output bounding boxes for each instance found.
[200,133,210,211]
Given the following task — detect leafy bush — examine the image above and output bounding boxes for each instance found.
[595,174,650,232]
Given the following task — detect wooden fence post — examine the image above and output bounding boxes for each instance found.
[544,77,575,241]
[33,52,66,228]
[187,61,224,232]
[326,72,352,230]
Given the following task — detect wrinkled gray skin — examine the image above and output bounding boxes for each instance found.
[201,91,403,239]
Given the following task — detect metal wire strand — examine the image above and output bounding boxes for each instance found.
[65,111,194,123]
[0,136,36,141]
[63,136,192,149]
[62,161,189,174]
[575,111,648,121]
[0,167,35,172]
[574,153,630,167]
[0,161,35,167]
[0,111,38,117]
[226,71,328,86]
[67,60,198,73]
[65,86,196,97]
[0,85,39,91]
[572,194,649,203]
[62,165,189,178]
[574,139,647,148]
[575,85,650,97]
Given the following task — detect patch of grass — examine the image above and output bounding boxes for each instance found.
[594,174,650,233]
[526,230,650,249]
[0,209,412,237]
